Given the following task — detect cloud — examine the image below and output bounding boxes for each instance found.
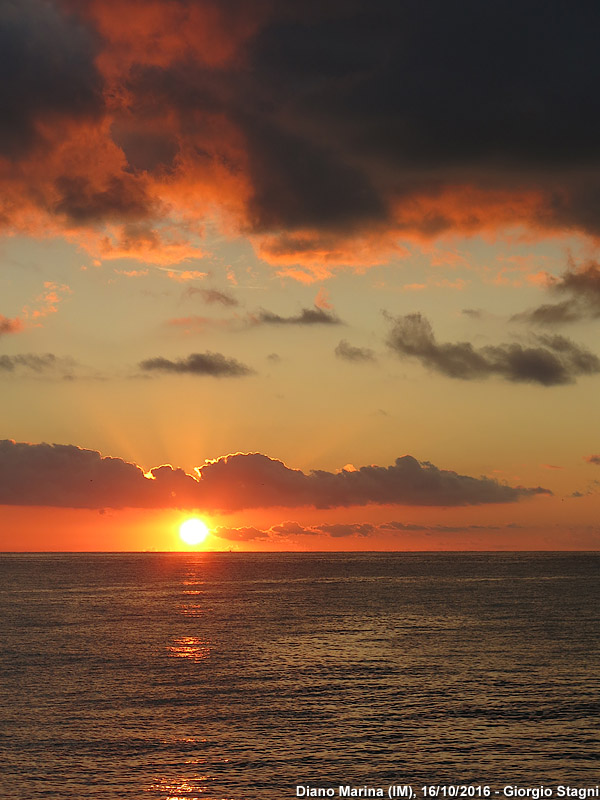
[0,316,24,336]
[0,440,550,510]
[513,261,600,325]
[213,526,270,542]
[7,1,600,272]
[254,306,341,325]
[213,519,523,541]
[585,455,600,465]
[0,0,103,157]
[386,312,600,385]
[139,352,253,377]
[512,299,583,325]
[314,287,333,310]
[163,270,208,283]
[23,282,72,320]
[335,339,376,363]
[184,287,239,307]
[0,353,78,376]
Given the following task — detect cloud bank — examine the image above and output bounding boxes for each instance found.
[214,520,522,542]
[0,440,550,510]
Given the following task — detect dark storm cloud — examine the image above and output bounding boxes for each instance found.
[6,1,600,247]
[255,306,341,325]
[184,287,239,307]
[335,339,376,362]
[513,262,600,325]
[0,441,549,510]
[386,313,600,385]
[0,0,102,156]
[52,174,153,224]
[585,455,600,466]
[234,0,600,236]
[242,115,386,232]
[139,352,253,377]
[110,122,180,174]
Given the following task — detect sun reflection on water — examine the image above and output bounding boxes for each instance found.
[168,636,211,661]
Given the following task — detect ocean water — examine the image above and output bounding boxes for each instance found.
[1,552,599,799]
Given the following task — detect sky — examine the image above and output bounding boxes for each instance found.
[1,0,599,551]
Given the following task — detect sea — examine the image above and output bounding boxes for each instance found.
[1,552,599,800]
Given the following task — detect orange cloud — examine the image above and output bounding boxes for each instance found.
[0,316,24,335]
[23,282,71,321]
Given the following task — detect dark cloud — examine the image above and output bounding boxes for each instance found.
[242,115,385,232]
[0,0,103,156]
[255,306,341,325]
[335,339,376,362]
[52,174,153,225]
[110,121,179,174]
[193,452,549,510]
[184,287,239,307]
[0,440,550,510]
[0,353,77,376]
[512,299,583,325]
[585,455,600,465]
[387,312,600,385]
[0,316,24,336]
[238,0,600,239]
[6,1,600,258]
[559,262,600,297]
[139,352,253,377]
[513,262,600,325]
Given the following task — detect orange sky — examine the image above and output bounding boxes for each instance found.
[1,0,599,551]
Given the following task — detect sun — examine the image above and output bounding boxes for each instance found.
[179,518,210,546]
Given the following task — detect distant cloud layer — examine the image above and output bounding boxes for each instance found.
[387,313,600,385]
[0,440,550,510]
[214,520,522,541]
[5,1,600,272]
[139,352,253,377]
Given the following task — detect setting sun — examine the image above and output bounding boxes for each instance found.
[179,518,209,546]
